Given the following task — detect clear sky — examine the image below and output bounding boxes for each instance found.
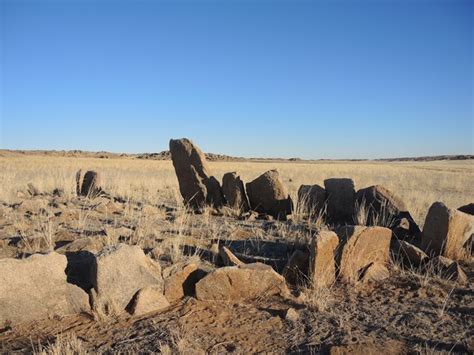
[1,0,472,159]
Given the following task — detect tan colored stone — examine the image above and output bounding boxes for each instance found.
[421,202,474,259]
[219,246,243,266]
[358,262,390,283]
[195,263,289,302]
[310,231,339,287]
[91,244,163,314]
[128,286,170,316]
[336,226,392,283]
[0,252,90,325]
[163,262,201,303]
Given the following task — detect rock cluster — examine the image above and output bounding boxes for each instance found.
[169,138,293,220]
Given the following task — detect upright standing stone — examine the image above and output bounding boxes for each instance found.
[309,231,339,287]
[324,178,355,225]
[222,172,250,212]
[421,202,474,260]
[169,138,225,210]
[76,170,102,197]
[246,170,293,220]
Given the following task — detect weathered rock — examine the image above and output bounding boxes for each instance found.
[458,203,474,215]
[391,214,422,242]
[127,286,170,316]
[421,202,474,259]
[355,185,406,225]
[169,138,225,209]
[428,256,468,284]
[358,262,390,283]
[246,170,293,220]
[285,307,300,322]
[195,263,289,302]
[163,262,203,303]
[0,252,90,325]
[309,231,339,287]
[336,226,392,283]
[222,172,250,212]
[391,239,429,267]
[282,250,309,285]
[297,184,326,217]
[219,246,243,266]
[91,244,163,314]
[76,170,102,197]
[324,178,355,224]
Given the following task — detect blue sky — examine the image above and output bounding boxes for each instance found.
[1,0,472,159]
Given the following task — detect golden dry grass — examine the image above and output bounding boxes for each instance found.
[1,155,473,226]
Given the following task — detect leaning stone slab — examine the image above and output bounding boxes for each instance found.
[169,138,224,210]
[0,252,90,325]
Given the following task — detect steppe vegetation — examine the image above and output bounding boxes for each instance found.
[0,149,472,354]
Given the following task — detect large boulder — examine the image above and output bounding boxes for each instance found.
[421,202,474,259]
[91,244,163,314]
[324,178,355,224]
[222,172,250,212]
[458,203,474,215]
[169,138,225,210]
[246,170,293,220]
[195,263,288,302]
[309,231,339,287]
[335,226,392,283]
[0,252,90,325]
[297,184,326,218]
[76,170,102,198]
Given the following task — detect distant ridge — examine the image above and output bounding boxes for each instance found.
[0,149,472,162]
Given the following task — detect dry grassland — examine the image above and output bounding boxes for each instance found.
[1,155,472,226]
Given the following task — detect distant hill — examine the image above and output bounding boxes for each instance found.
[0,149,472,162]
